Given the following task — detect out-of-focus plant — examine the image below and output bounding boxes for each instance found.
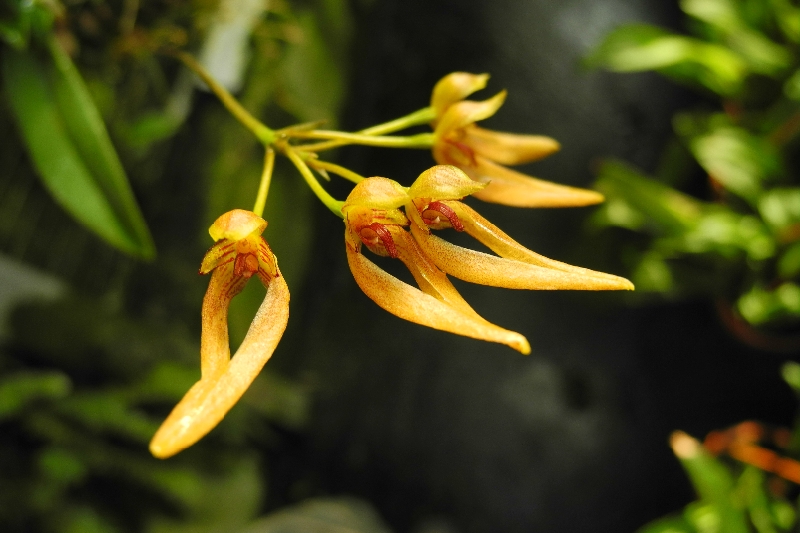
[637,361,800,533]
[586,0,800,349]
[1,0,155,259]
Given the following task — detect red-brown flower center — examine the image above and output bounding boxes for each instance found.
[421,201,464,232]
[359,223,399,258]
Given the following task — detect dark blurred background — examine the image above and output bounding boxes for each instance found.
[1,0,797,532]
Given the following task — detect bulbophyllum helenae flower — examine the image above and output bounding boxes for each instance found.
[430,72,605,208]
[149,210,289,459]
[342,177,531,354]
[406,165,635,291]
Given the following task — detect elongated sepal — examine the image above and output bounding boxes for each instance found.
[467,155,605,207]
[412,227,634,291]
[431,72,490,118]
[463,127,560,165]
[149,272,290,459]
[346,244,530,354]
[452,202,633,285]
[435,92,507,139]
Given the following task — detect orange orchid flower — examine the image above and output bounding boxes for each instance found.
[342,177,530,354]
[430,72,604,208]
[149,210,289,459]
[406,165,634,291]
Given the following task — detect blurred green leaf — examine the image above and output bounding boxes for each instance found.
[37,447,87,485]
[758,188,800,230]
[2,43,155,259]
[737,282,800,325]
[778,241,800,279]
[0,370,71,420]
[57,392,160,443]
[675,114,782,203]
[240,497,392,533]
[782,361,800,393]
[770,0,800,43]
[278,10,345,123]
[593,159,702,234]
[632,251,674,292]
[585,23,747,95]
[672,433,749,533]
[681,0,790,75]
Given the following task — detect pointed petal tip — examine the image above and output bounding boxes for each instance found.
[514,336,531,355]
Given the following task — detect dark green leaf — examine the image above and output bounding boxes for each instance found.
[0,370,71,420]
[2,45,155,259]
[46,39,156,259]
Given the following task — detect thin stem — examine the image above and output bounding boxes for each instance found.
[298,107,436,152]
[283,147,345,218]
[292,131,434,148]
[174,51,275,145]
[309,159,365,184]
[253,148,275,217]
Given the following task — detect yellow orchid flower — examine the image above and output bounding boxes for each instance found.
[342,177,530,354]
[149,210,289,459]
[430,72,604,208]
[406,165,635,291]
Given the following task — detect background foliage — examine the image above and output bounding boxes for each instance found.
[2,0,800,532]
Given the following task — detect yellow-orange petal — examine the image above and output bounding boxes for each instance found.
[434,92,507,139]
[411,226,634,291]
[149,272,290,459]
[463,126,560,165]
[199,265,243,378]
[408,165,485,201]
[452,202,634,286]
[466,155,605,208]
[431,72,490,119]
[388,226,481,319]
[209,209,267,242]
[346,244,530,354]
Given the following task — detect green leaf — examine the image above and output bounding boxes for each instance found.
[778,242,800,279]
[671,431,750,533]
[737,283,800,325]
[674,114,782,204]
[2,44,156,259]
[593,159,703,234]
[758,188,800,230]
[681,0,791,75]
[770,0,800,43]
[585,23,747,95]
[0,370,71,420]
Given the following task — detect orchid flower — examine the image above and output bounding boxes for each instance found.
[430,72,604,208]
[406,165,634,291]
[342,177,530,354]
[149,210,289,459]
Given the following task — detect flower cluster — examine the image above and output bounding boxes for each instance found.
[149,67,634,459]
[343,165,633,353]
[430,72,605,207]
